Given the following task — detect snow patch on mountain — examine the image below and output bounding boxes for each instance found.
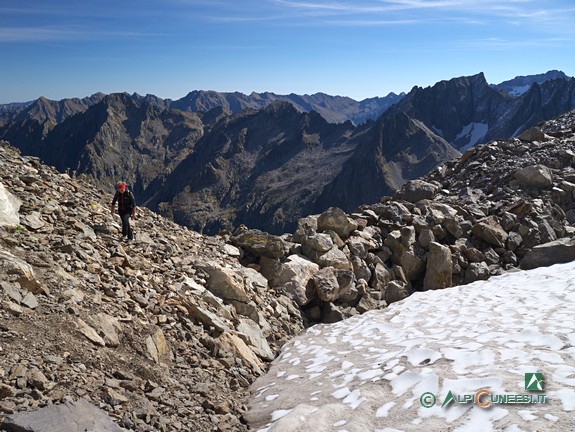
[508,85,531,96]
[456,122,489,151]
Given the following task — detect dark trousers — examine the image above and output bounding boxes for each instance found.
[120,212,133,239]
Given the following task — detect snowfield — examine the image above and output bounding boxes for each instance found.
[246,262,575,431]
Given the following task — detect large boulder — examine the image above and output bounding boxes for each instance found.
[302,233,334,254]
[465,261,490,283]
[230,228,287,259]
[520,237,575,270]
[197,263,251,303]
[383,280,409,304]
[395,179,438,203]
[312,267,354,302]
[514,164,553,188]
[0,248,47,294]
[516,127,552,142]
[472,217,508,248]
[317,207,358,239]
[423,242,453,290]
[275,254,320,306]
[315,247,352,270]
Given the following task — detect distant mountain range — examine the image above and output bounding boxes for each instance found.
[491,69,569,96]
[1,70,574,234]
[0,90,403,127]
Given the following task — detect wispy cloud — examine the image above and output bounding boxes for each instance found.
[0,5,116,19]
[0,26,165,43]
[267,0,575,33]
[0,27,78,42]
[270,0,569,20]
[0,4,181,22]
[201,14,286,23]
[325,18,422,26]
[458,36,572,49]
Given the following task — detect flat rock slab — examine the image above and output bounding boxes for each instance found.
[1,398,126,432]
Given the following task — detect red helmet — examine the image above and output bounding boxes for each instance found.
[116,181,126,191]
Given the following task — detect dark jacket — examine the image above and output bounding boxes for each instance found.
[111,190,136,214]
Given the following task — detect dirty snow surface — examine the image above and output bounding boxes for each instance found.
[246,262,575,431]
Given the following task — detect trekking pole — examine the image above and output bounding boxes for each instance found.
[132,213,137,241]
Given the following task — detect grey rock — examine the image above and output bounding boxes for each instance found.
[395,179,438,203]
[506,231,523,251]
[187,302,231,333]
[302,233,333,253]
[538,219,557,243]
[0,249,47,295]
[516,127,551,142]
[369,263,391,291]
[317,207,357,239]
[275,254,319,306]
[199,264,251,303]
[291,215,318,243]
[472,217,508,248]
[346,236,371,259]
[520,237,575,270]
[315,247,352,270]
[350,255,371,281]
[423,242,453,290]
[21,211,45,230]
[465,262,490,283]
[230,229,286,259]
[396,249,426,282]
[418,228,435,248]
[235,318,275,361]
[1,398,127,431]
[514,164,553,188]
[1,281,22,304]
[383,280,409,304]
[312,267,354,302]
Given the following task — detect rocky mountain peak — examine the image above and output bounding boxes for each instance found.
[494,70,571,96]
[261,99,299,117]
[19,96,57,123]
[101,92,140,112]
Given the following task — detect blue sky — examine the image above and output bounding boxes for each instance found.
[1,0,575,103]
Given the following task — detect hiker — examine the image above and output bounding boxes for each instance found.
[110,181,136,240]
